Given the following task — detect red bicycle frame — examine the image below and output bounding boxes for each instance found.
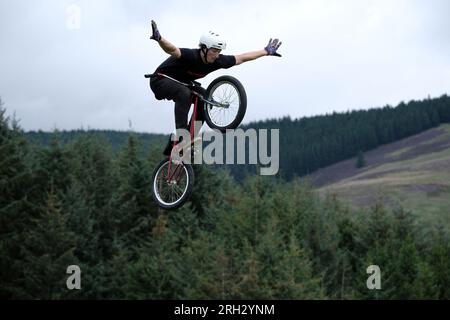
[166,91,201,181]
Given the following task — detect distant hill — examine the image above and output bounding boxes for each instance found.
[311,124,450,229]
[229,94,450,181]
[24,94,450,184]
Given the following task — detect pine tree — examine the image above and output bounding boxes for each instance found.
[67,134,118,262]
[113,134,155,252]
[412,261,438,299]
[231,240,267,299]
[197,241,234,299]
[273,231,325,299]
[32,135,72,196]
[19,191,78,299]
[354,203,395,299]
[189,165,237,218]
[124,215,183,299]
[354,205,440,299]
[0,102,39,298]
[323,195,361,299]
[388,234,421,299]
[428,228,450,299]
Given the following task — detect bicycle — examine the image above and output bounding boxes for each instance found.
[145,73,247,210]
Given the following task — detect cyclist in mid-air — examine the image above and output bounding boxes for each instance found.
[148,20,282,156]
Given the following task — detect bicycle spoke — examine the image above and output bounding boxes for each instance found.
[172,184,184,198]
[208,82,241,127]
[153,160,190,206]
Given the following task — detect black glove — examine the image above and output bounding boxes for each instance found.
[150,20,161,41]
[264,38,282,57]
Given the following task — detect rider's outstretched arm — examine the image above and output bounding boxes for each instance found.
[235,50,268,65]
[158,37,181,58]
[150,20,181,59]
[235,38,282,66]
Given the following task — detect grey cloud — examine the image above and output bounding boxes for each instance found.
[0,0,449,134]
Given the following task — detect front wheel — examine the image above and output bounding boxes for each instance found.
[151,159,194,210]
[204,76,247,132]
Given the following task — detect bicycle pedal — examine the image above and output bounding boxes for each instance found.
[170,158,182,165]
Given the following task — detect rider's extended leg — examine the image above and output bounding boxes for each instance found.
[166,88,191,157]
[172,87,207,159]
[164,85,207,156]
[150,77,193,155]
[150,77,192,131]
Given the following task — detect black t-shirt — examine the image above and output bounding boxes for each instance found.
[154,48,236,83]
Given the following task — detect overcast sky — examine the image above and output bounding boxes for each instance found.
[1,0,449,133]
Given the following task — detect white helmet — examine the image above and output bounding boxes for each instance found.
[199,31,227,50]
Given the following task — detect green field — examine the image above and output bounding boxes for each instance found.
[318,125,450,230]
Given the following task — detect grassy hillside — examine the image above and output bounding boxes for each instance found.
[313,124,450,229]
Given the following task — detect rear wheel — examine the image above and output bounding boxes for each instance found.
[204,76,247,132]
[151,159,194,210]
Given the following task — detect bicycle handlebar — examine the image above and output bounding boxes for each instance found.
[145,73,228,108]
[144,73,201,88]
